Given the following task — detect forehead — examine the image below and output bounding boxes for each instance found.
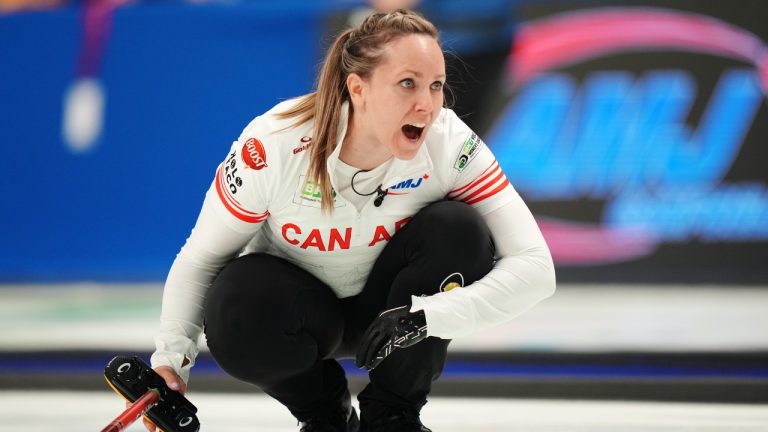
[377,34,445,76]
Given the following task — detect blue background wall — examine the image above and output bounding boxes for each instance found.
[1,2,330,280]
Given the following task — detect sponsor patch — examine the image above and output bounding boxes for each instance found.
[454,132,483,172]
[292,175,345,208]
[439,272,464,292]
[293,136,312,155]
[242,137,267,170]
[223,151,243,195]
[389,173,429,193]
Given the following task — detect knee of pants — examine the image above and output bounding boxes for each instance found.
[413,200,494,257]
[204,253,344,386]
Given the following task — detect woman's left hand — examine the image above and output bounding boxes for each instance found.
[355,306,428,370]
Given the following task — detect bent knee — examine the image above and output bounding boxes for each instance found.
[415,201,492,248]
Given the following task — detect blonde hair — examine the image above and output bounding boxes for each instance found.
[277,9,441,212]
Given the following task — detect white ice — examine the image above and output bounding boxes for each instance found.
[1,391,767,431]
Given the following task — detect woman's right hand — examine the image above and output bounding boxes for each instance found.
[134,366,187,432]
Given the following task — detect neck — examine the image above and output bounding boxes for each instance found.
[339,116,392,170]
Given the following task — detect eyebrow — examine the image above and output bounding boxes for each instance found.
[401,70,447,80]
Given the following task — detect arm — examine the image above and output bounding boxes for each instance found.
[411,190,556,339]
[150,186,263,383]
[150,128,272,381]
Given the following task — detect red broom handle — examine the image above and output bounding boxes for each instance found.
[100,389,161,432]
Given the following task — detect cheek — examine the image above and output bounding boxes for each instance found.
[434,91,444,108]
[379,106,401,131]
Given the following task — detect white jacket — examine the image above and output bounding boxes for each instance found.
[151,99,556,382]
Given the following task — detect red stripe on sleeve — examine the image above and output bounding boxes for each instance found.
[214,165,268,223]
[216,165,260,216]
[448,161,498,197]
[458,169,506,203]
[463,178,511,205]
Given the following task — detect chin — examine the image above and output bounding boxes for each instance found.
[394,153,418,161]
[392,137,424,160]
[393,145,422,161]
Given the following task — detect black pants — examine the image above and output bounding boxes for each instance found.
[203,201,495,421]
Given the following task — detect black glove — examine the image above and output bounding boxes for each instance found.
[355,306,428,371]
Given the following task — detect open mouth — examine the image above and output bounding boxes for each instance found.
[402,123,425,141]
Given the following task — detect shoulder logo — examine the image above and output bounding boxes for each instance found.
[454,132,483,172]
[293,136,312,155]
[224,151,244,194]
[242,138,267,170]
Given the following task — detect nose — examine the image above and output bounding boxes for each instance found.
[414,88,434,113]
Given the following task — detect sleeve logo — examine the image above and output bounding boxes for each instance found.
[454,132,483,172]
[242,138,267,170]
[224,151,242,194]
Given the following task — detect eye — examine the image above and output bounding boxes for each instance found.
[431,81,444,91]
[399,79,415,89]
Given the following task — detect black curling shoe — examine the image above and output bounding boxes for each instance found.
[299,406,360,432]
[360,406,431,432]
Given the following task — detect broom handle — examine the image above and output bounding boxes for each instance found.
[100,389,160,432]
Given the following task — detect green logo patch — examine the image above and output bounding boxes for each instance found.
[454,132,483,172]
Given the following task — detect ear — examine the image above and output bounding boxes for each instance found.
[346,73,366,108]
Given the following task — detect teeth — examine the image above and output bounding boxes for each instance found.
[407,123,426,128]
